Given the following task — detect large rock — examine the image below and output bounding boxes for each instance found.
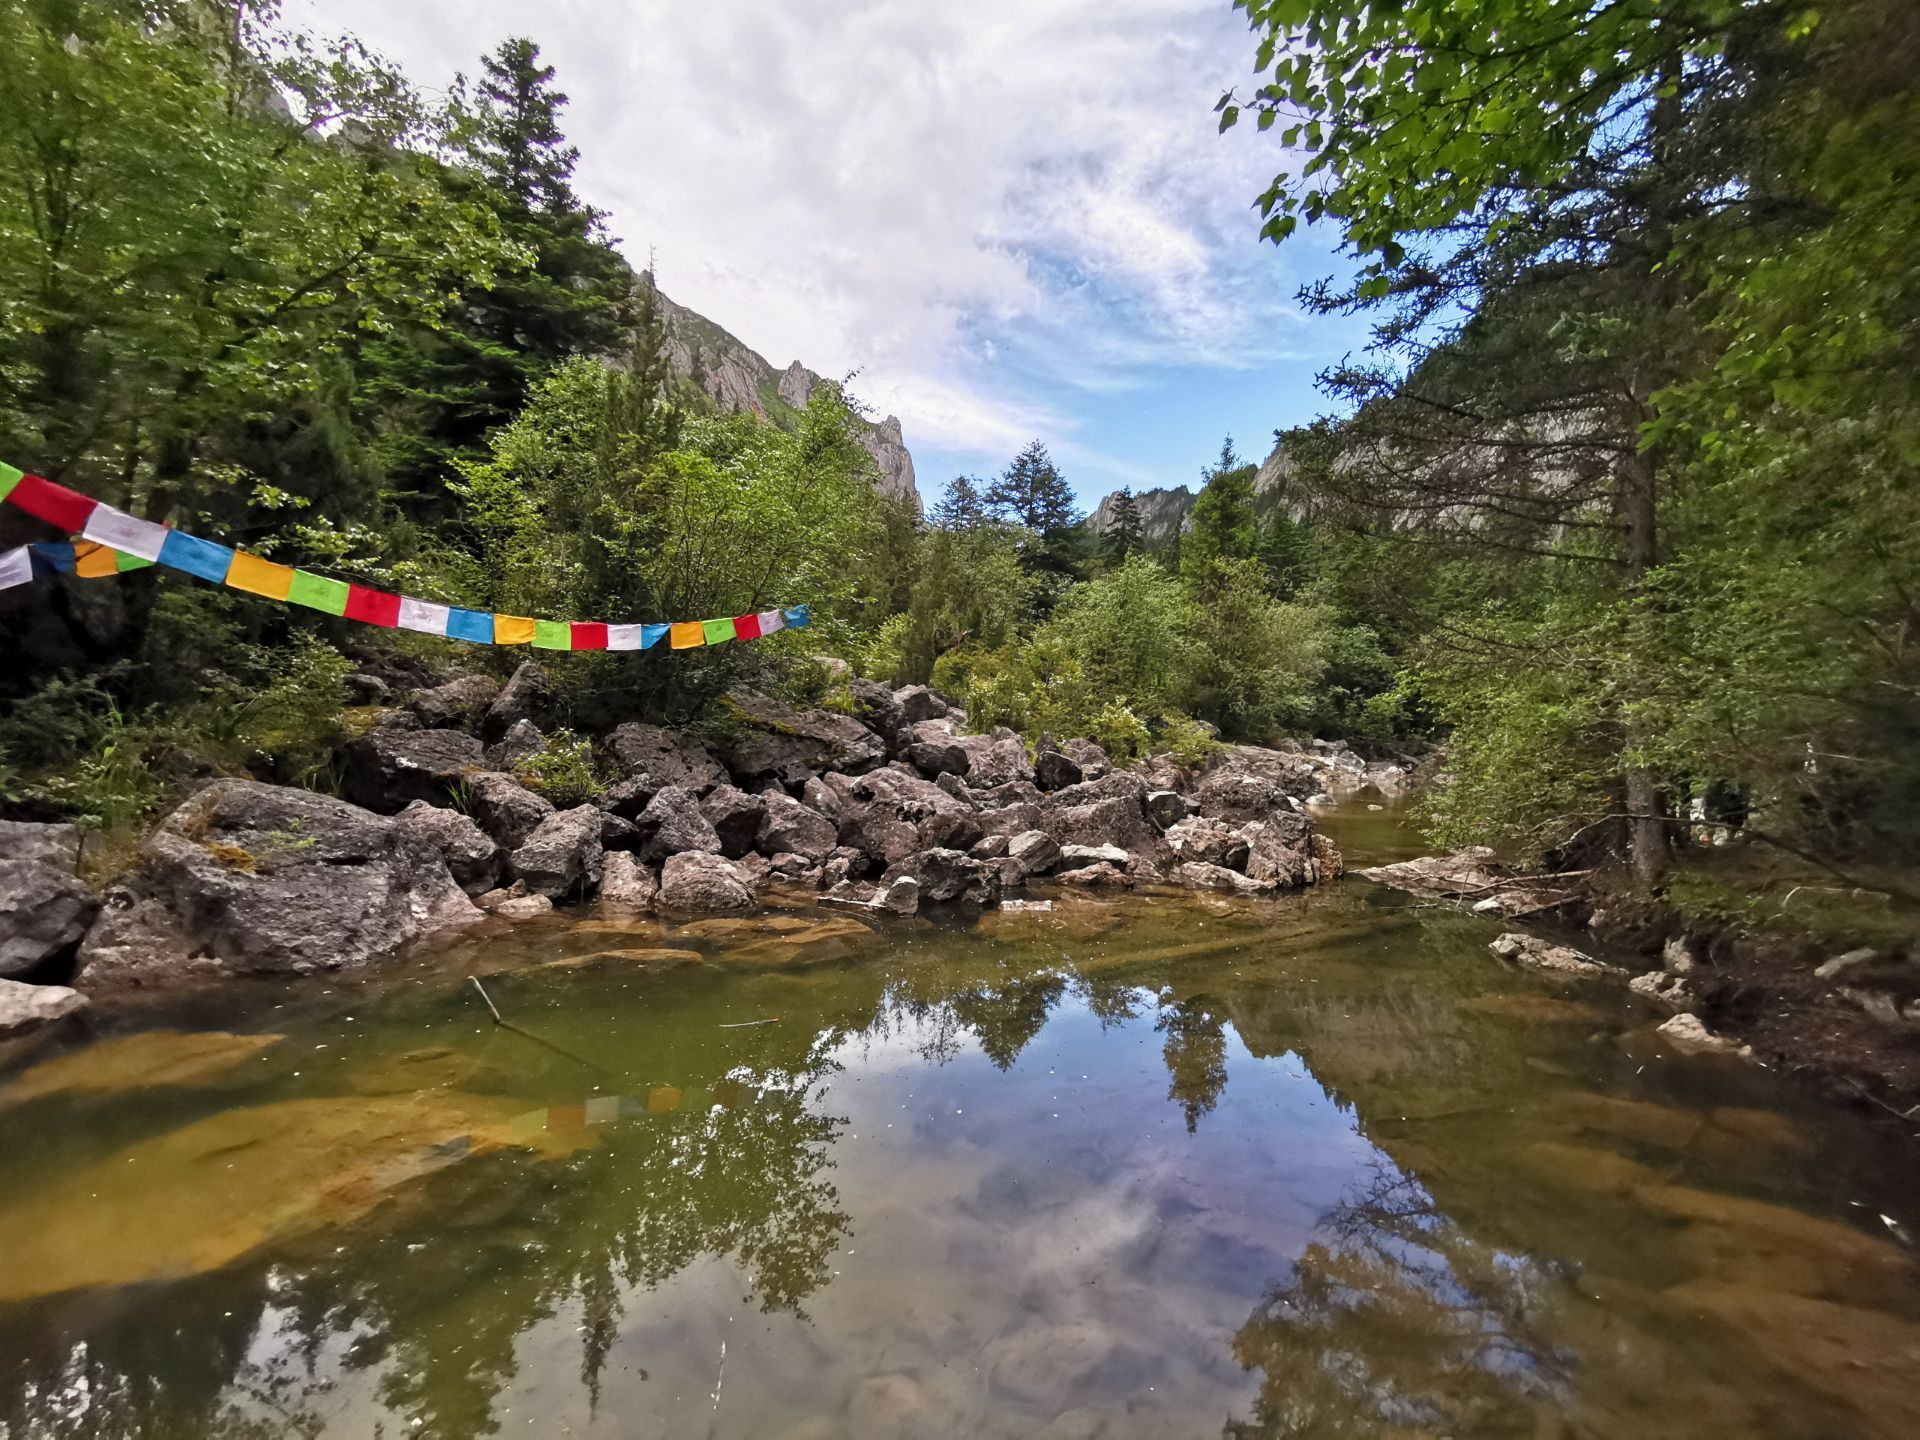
[1060,738,1111,780]
[73,894,214,988]
[801,776,842,823]
[0,978,88,1039]
[1033,746,1083,793]
[894,685,950,723]
[484,718,546,772]
[957,732,1032,789]
[407,674,499,732]
[1175,861,1267,894]
[393,800,500,896]
[607,723,727,794]
[111,780,479,981]
[1164,816,1250,869]
[1061,843,1131,871]
[1193,767,1292,825]
[827,768,980,866]
[597,775,657,820]
[1239,814,1316,888]
[461,771,556,850]
[850,678,909,754]
[0,859,99,979]
[719,691,888,787]
[657,851,757,914]
[0,820,83,870]
[757,791,838,862]
[882,848,996,904]
[341,728,486,813]
[1007,830,1062,876]
[905,718,970,780]
[1488,932,1616,978]
[483,660,547,742]
[508,804,605,899]
[700,784,767,858]
[634,785,723,866]
[597,852,658,912]
[1145,790,1188,829]
[1046,797,1164,863]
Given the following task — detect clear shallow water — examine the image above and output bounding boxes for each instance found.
[2,810,1918,1439]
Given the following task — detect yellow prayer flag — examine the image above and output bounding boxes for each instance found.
[225,549,296,601]
[72,541,120,579]
[669,621,706,649]
[493,614,536,645]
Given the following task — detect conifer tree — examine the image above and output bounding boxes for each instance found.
[1102,488,1145,566]
[1181,437,1258,596]
[986,440,1082,577]
[474,38,581,217]
[932,475,990,532]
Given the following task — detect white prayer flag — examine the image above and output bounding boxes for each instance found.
[757,609,785,634]
[80,505,170,562]
[605,623,647,650]
[396,597,451,635]
[0,545,32,591]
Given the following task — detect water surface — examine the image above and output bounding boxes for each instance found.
[2,810,1917,1438]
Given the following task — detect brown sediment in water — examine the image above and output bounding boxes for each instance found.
[0,1029,282,1107]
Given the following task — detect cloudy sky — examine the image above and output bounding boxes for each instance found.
[297,0,1364,507]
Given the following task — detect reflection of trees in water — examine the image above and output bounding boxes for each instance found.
[1156,994,1230,1133]
[1226,1160,1571,1438]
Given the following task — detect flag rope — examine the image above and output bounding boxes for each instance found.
[0,462,806,650]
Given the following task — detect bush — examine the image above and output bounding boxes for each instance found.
[511,729,604,808]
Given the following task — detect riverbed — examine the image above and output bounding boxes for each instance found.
[2,808,1917,1438]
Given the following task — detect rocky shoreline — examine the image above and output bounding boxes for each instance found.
[0,664,1398,1044]
[1360,847,1920,1119]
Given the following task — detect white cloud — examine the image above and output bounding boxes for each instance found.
[294,0,1314,460]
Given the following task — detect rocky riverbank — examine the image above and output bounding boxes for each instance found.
[1361,847,1920,1120]
[0,664,1398,1044]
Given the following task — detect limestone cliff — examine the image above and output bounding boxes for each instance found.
[1085,435,1312,543]
[654,288,920,509]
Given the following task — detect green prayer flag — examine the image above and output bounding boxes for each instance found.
[114,550,154,572]
[287,569,350,615]
[0,462,21,502]
[532,619,573,650]
[702,617,737,645]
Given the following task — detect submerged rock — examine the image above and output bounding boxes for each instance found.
[1657,1013,1740,1054]
[0,1029,280,1106]
[1489,932,1614,978]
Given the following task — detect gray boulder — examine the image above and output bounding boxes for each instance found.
[1175,861,1267,894]
[1193,767,1290,824]
[1046,771,1149,809]
[341,728,486,812]
[112,780,479,981]
[0,820,83,870]
[598,852,658,912]
[801,775,843,822]
[1061,842,1131,871]
[828,768,980,866]
[634,785,723,865]
[1061,738,1112,780]
[757,791,838,862]
[0,978,88,1039]
[1145,790,1188,829]
[876,874,921,915]
[657,851,757,914]
[1046,797,1163,860]
[407,673,500,731]
[484,718,547,771]
[905,719,970,779]
[462,771,556,850]
[894,685,950,723]
[719,690,888,787]
[958,732,1032,789]
[1240,815,1316,888]
[607,723,728,794]
[0,859,99,979]
[597,775,658,820]
[970,834,1011,860]
[973,779,1045,810]
[1165,816,1249,870]
[393,800,500,896]
[509,804,605,899]
[74,894,216,988]
[483,660,547,741]
[1033,747,1083,793]
[600,812,640,850]
[882,848,995,904]
[1007,830,1062,876]
[850,677,909,753]
[701,784,767,858]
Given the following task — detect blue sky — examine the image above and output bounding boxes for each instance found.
[297,0,1368,511]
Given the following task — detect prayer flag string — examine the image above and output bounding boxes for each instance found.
[0,464,807,650]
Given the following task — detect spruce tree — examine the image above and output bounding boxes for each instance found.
[475,38,581,217]
[1181,437,1258,597]
[932,475,989,532]
[986,439,1082,577]
[1102,488,1145,566]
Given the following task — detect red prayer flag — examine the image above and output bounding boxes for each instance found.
[6,474,98,533]
[733,612,763,641]
[343,584,402,627]
[570,621,609,650]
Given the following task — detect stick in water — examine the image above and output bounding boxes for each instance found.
[469,975,504,1025]
[718,1017,780,1028]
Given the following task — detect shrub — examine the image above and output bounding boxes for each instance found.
[511,729,604,808]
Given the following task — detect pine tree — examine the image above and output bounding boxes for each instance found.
[1181,436,1258,596]
[986,439,1082,577]
[1102,488,1144,566]
[932,475,989,532]
[475,38,580,217]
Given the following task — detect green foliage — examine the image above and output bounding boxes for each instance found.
[511,729,603,807]
[1179,561,1328,743]
[985,440,1083,581]
[1037,556,1193,717]
[1181,438,1259,597]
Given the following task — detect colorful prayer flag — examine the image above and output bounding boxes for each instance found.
[446,607,495,644]
[669,621,705,649]
[0,545,32,591]
[114,549,153,573]
[286,569,350,615]
[703,617,737,645]
[398,597,451,635]
[157,531,234,584]
[756,608,785,635]
[733,612,763,641]
[493,614,536,646]
[532,619,572,650]
[225,551,296,601]
[605,623,646,650]
[72,541,120,579]
[642,623,670,649]
[0,463,22,503]
[29,543,75,574]
[343,585,402,628]
[81,504,170,562]
[6,474,96,532]
[570,622,608,650]
[783,604,810,629]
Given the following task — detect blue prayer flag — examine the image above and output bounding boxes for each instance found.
[446,607,496,644]
[783,604,810,629]
[641,623,671,650]
[158,530,235,583]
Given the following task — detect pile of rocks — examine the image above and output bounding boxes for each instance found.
[0,665,1346,1014]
